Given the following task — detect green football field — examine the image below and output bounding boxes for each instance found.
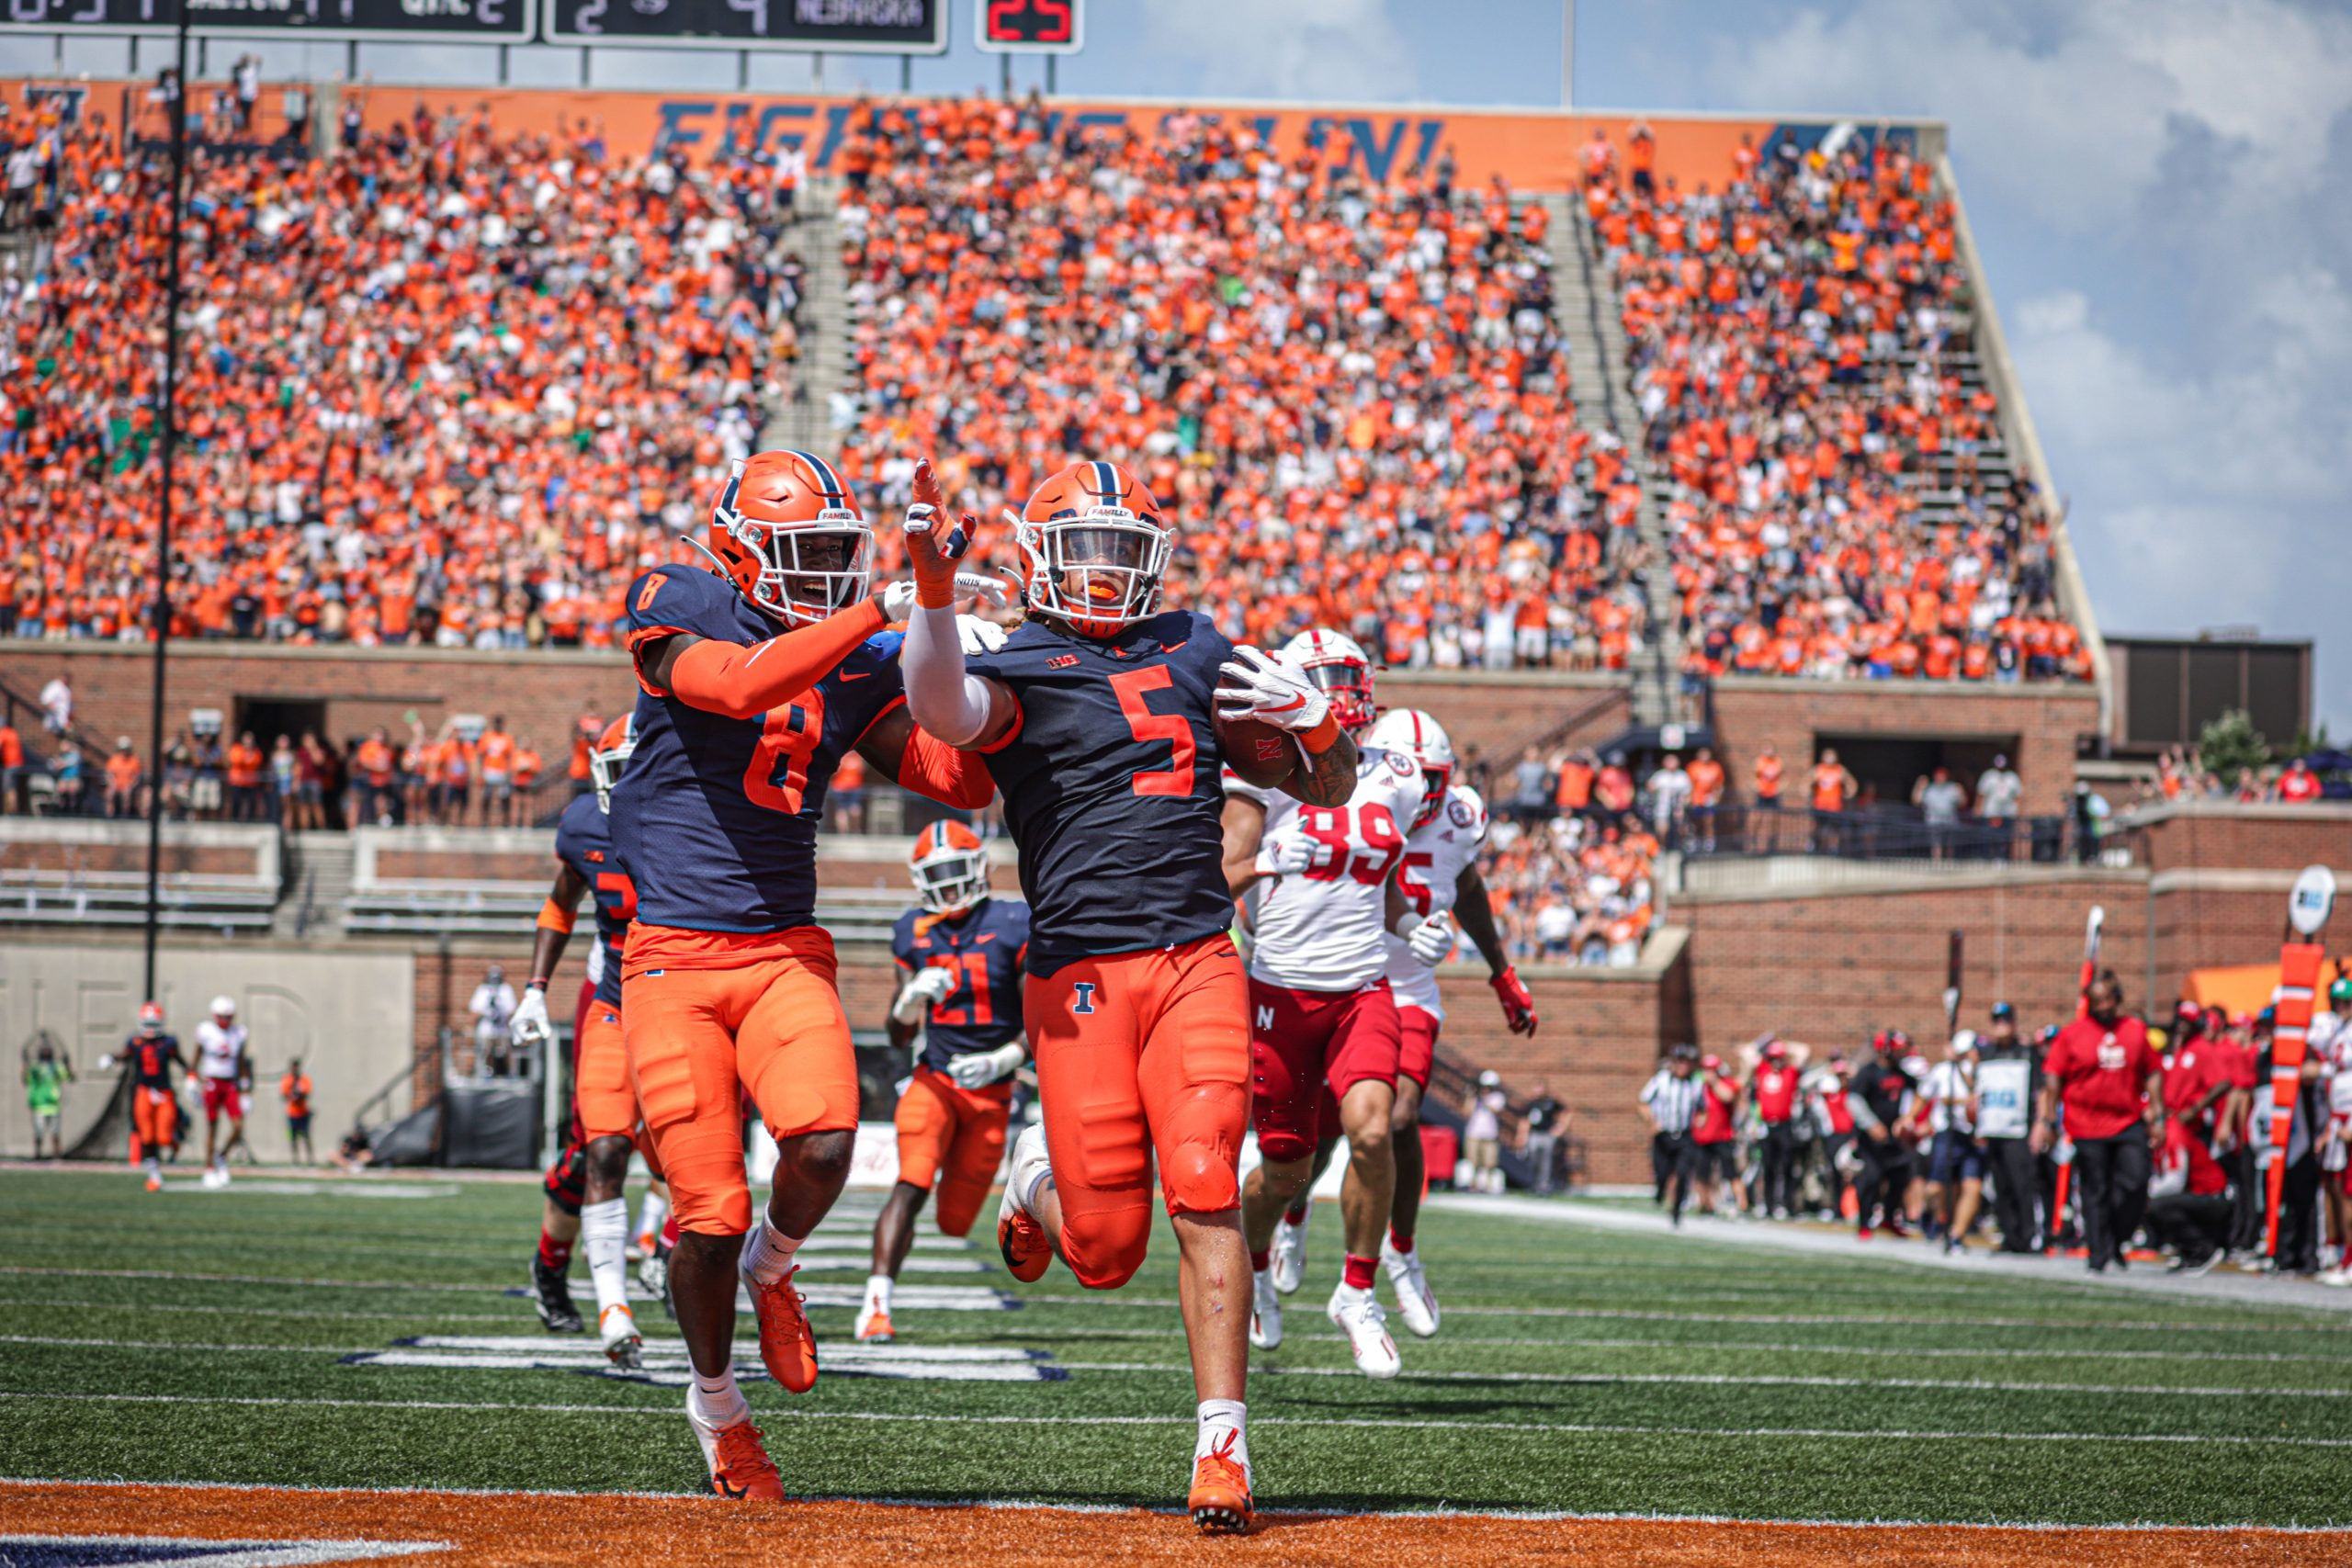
[4,1165,2351,1528]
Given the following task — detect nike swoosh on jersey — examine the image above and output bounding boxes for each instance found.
[840,670,875,682]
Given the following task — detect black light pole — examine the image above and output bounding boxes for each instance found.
[142,5,192,1002]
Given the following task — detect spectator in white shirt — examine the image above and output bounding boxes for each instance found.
[469,965,518,1076]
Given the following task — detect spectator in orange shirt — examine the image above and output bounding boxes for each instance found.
[1748,744,1785,852]
[1810,748,1857,854]
[1554,749,1597,820]
[225,730,266,822]
[354,728,397,828]
[0,714,23,815]
[103,737,142,819]
[829,746,868,836]
[568,715,599,799]
[477,717,517,829]
[1686,745,1725,852]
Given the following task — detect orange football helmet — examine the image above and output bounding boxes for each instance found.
[1011,460,1172,638]
[589,715,636,816]
[707,450,872,626]
[910,819,989,915]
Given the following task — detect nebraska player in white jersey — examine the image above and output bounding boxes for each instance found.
[1220,629,1421,1378]
[193,997,251,1189]
[1267,708,1537,1335]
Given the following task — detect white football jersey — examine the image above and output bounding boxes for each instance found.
[1229,744,1425,992]
[195,1021,247,1080]
[1382,784,1490,1016]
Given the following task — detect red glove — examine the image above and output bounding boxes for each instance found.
[1491,966,1538,1036]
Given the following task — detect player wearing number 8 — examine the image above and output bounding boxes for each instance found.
[898,457,1360,1533]
[613,450,997,1501]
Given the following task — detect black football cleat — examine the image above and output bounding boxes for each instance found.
[531,1254,584,1334]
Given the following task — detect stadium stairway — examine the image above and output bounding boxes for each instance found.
[274,830,356,943]
[1542,193,1685,730]
[768,181,847,455]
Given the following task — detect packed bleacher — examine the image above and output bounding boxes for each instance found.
[829,94,1646,669]
[1587,126,2089,683]
[0,93,808,649]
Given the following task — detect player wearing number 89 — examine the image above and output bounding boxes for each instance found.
[899,457,1360,1534]
[1220,629,1418,1380]
[613,449,997,1501]
[859,821,1031,1345]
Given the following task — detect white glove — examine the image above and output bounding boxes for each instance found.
[1397,909,1458,966]
[509,984,552,1050]
[879,573,1012,621]
[1215,645,1330,734]
[956,614,1007,655]
[1254,830,1316,877]
[892,965,957,1023]
[946,1043,1025,1089]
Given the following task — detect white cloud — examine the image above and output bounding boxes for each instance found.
[1137,0,1416,104]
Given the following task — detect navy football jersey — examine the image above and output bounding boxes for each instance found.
[966,610,1236,976]
[553,793,635,1009]
[127,1034,180,1089]
[612,565,908,933]
[890,897,1031,1073]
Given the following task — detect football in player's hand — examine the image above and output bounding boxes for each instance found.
[1216,707,1296,790]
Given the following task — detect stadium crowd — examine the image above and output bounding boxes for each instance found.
[0,86,808,651]
[1632,976,2352,1281]
[828,93,1651,671]
[1585,124,2090,685]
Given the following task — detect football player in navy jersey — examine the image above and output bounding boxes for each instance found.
[126,1003,188,1190]
[509,716,653,1367]
[611,449,998,1502]
[899,457,1356,1534]
[857,820,1030,1345]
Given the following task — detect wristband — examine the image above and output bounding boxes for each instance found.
[526,978,549,993]
[536,898,576,934]
[1299,712,1342,756]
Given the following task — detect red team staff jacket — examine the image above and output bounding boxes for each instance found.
[2044,1014,2159,1142]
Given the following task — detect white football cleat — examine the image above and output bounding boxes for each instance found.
[1249,1266,1283,1349]
[1381,1238,1441,1338]
[1270,1208,1308,1296]
[854,1297,896,1343]
[599,1303,643,1369]
[1326,1282,1400,1379]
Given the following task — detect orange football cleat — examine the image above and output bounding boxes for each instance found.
[1188,1431,1252,1535]
[997,1208,1050,1283]
[854,1306,895,1344]
[742,1263,819,1393]
[144,1173,162,1193]
[705,1419,785,1502]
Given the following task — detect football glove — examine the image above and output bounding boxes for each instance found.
[1490,965,1538,1035]
[945,1043,1025,1089]
[510,984,553,1051]
[1397,909,1458,966]
[891,965,957,1024]
[1215,645,1330,734]
[878,574,1008,622]
[1254,830,1317,877]
[956,614,1008,655]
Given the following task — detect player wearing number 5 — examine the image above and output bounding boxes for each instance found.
[614,450,997,1501]
[899,457,1358,1534]
[859,821,1030,1345]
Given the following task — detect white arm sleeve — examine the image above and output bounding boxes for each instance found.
[903,604,997,748]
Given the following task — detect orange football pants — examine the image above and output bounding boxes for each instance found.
[573,1003,639,1146]
[622,924,860,1236]
[893,1066,1012,1238]
[132,1088,177,1155]
[1023,933,1250,1290]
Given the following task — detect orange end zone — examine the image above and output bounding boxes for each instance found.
[6,1482,2350,1566]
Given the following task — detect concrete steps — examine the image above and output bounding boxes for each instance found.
[768,182,846,455]
[274,830,355,942]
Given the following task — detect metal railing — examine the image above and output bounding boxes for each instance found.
[1660,804,2136,870]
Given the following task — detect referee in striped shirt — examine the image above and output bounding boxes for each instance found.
[1640,1044,1707,1226]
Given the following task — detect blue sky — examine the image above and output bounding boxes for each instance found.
[11,0,2349,732]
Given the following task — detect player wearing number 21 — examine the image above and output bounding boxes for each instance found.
[612,450,998,1501]
[898,457,1356,1534]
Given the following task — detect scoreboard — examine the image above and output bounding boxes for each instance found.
[974,0,1078,53]
[540,0,944,51]
[0,0,535,42]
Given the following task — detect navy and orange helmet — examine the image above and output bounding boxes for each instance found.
[589,715,636,816]
[910,819,989,915]
[707,450,872,626]
[1009,460,1171,638]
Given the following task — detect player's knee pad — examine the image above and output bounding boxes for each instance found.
[1059,1190,1152,1291]
[541,1142,587,1216]
[652,1116,752,1235]
[1159,1080,1247,1214]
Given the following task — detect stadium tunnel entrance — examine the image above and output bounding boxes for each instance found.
[235,696,329,751]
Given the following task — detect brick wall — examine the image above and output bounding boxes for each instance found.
[0,840,254,875]
[1708,677,2098,806]
[2132,804,2352,876]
